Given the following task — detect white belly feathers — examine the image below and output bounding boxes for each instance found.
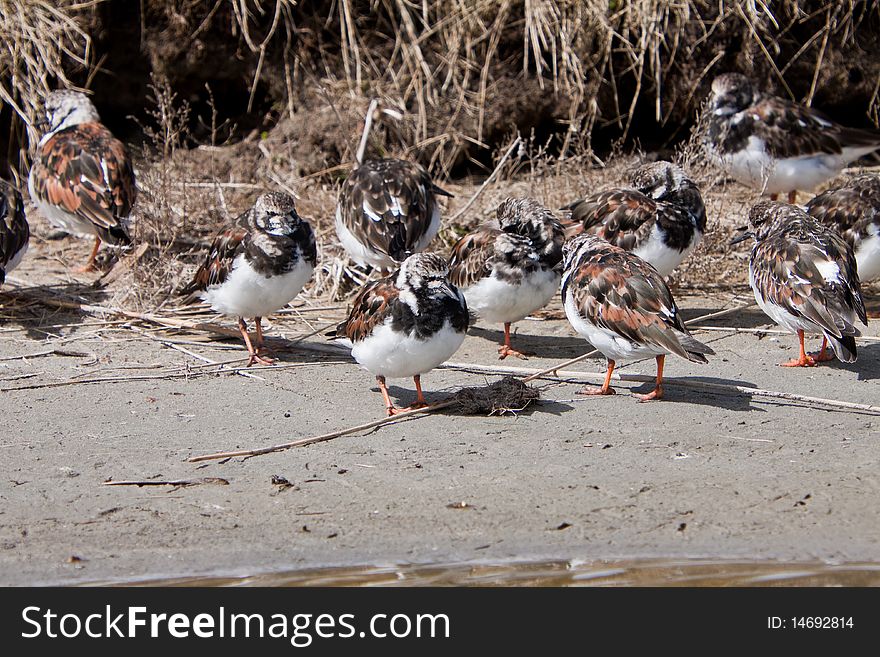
[202,254,313,318]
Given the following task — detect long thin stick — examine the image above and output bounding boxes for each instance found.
[102,478,228,487]
[687,325,880,342]
[440,361,880,415]
[129,326,264,381]
[448,136,521,224]
[355,98,378,164]
[188,399,458,462]
[518,302,755,383]
[0,348,93,362]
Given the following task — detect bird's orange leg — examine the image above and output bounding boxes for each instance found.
[410,374,429,409]
[377,375,403,416]
[239,317,272,367]
[578,359,617,396]
[636,355,665,402]
[252,317,276,364]
[808,336,835,363]
[781,330,818,367]
[76,236,102,273]
[787,190,798,204]
[498,322,533,360]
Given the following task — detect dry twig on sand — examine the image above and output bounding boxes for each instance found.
[188,377,538,462]
[102,478,229,488]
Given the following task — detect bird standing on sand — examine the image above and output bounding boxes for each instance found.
[331,252,468,416]
[0,181,29,284]
[180,192,317,366]
[703,73,880,203]
[448,197,564,359]
[561,161,707,277]
[732,201,867,367]
[28,90,135,271]
[561,234,714,401]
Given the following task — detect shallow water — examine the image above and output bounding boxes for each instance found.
[107,559,880,587]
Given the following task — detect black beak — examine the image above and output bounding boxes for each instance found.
[729,229,754,246]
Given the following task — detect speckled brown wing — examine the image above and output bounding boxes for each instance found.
[564,243,713,361]
[805,175,880,247]
[334,277,400,343]
[0,183,29,282]
[563,189,658,249]
[751,227,867,335]
[30,123,135,243]
[447,226,501,288]
[751,96,880,159]
[338,159,443,262]
[179,224,249,300]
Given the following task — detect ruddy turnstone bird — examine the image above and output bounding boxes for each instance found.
[732,201,867,366]
[28,90,135,271]
[448,197,564,359]
[704,72,880,203]
[561,161,706,277]
[805,174,880,283]
[180,192,317,366]
[335,158,451,272]
[0,181,29,284]
[331,252,468,416]
[561,234,715,401]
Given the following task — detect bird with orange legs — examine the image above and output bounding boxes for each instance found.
[331,253,469,416]
[448,197,564,360]
[561,234,714,401]
[29,90,135,272]
[732,201,867,367]
[180,192,317,367]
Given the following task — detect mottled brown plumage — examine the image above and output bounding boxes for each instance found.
[706,73,880,161]
[179,192,317,366]
[562,236,712,363]
[331,252,469,416]
[561,234,713,400]
[447,227,501,289]
[564,189,658,246]
[448,197,564,359]
[561,162,706,276]
[335,275,400,343]
[739,201,866,365]
[181,227,249,296]
[336,158,450,270]
[30,124,134,244]
[805,174,880,282]
[0,181,29,283]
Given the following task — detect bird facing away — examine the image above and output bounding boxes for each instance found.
[0,181,29,285]
[732,201,867,367]
[561,161,707,277]
[448,197,565,359]
[805,173,880,285]
[332,252,469,416]
[561,234,714,401]
[703,73,880,203]
[335,158,451,272]
[180,192,317,366]
[28,90,135,271]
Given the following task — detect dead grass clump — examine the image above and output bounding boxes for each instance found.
[0,0,101,175]
[452,376,540,416]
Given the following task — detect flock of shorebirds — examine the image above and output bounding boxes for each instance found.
[1,72,878,416]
